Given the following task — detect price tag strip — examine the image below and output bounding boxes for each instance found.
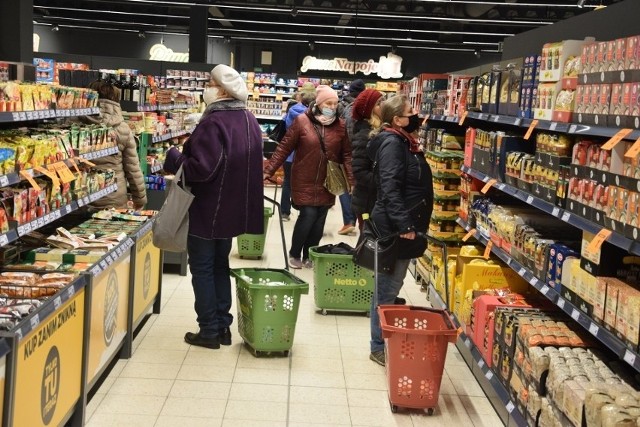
[602,128,633,150]
[586,228,613,254]
[481,178,497,194]
[524,119,539,140]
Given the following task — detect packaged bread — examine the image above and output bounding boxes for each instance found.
[0,272,38,284]
[39,273,75,284]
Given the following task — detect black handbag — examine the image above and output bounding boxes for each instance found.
[353,223,399,275]
[268,119,286,142]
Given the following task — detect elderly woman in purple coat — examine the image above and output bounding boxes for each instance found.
[163,64,264,350]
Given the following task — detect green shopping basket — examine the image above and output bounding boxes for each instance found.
[230,268,309,356]
[309,246,374,315]
[237,207,273,258]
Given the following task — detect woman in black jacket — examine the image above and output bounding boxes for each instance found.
[366,94,433,367]
[350,89,383,229]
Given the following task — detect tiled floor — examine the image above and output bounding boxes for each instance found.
[86,193,503,426]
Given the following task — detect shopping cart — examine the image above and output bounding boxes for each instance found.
[370,232,458,414]
[230,195,308,356]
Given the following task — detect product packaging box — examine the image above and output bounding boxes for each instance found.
[580,231,627,276]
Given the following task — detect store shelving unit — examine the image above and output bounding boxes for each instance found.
[424,108,640,425]
[0,105,163,426]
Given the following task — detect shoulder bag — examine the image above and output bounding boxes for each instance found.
[353,220,399,275]
[152,164,194,252]
[313,125,350,196]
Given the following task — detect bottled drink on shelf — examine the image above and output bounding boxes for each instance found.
[132,75,141,104]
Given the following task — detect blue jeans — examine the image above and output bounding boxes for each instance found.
[290,205,329,260]
[187,235,233,337]
[370,258,411,353]
[280,161,292,216]
[339,192,356,225]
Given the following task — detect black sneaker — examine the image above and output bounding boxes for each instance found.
[184,332,220,349]
[369,350,385,366]
[394,297,406,305]
[219,327,232,346]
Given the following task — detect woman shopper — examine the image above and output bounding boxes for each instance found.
[349,88,383,228]
[280,84,317,221]
[264,85,354,269]
[366,95,433,366]
[163,64,264,349]
[82,79,147,209]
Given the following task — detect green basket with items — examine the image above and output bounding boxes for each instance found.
[309,245,374,315]
[230,268,308,356]
[236,207,273,258]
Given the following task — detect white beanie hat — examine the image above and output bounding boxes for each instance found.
[211,64,248,102]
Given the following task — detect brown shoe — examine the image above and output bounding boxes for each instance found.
[338,224,356,235]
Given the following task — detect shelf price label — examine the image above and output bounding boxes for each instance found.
[78,157,96,167]
[34,166,60,188]
[586,228,613,254]
[526,195,534,204]
[571,308,580,321]
[477,359,485,369]
[506,401,515,414]
[602,128,633,150]
[422,114,430,126]
[485,370,494,380]
[52,162,76,183]
[589,323,599,336]
[458,111,469,126]
[524,119,539,140]
[465,337,472,348]
[0,175,9,187]
[552,207,560,217]
[0,234,7,246]
[623,349,637,366]
[462,228,477,242]
[557,298,565,309]
[481,178,497,194]
[561,211,571,222]
[530,277,539,287]
[541,285,550,295]
[19,170,41,191]
[483,241,493,259]
[624,136,640,159]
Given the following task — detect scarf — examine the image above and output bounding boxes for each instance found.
[386,127,422,153]
[314,113,336,126]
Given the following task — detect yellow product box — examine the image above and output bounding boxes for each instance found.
[617,286,640,348]
[452,256,529,320]
[593,277,615,324]
[604,280,623,332]
[582,270,598,307]
[562,258,581,293]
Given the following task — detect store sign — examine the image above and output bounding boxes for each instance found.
[149,44,189,62]
[300,52,403,79]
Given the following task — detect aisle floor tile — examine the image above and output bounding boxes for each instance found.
[176,363,236,382]
[108,377,174,396]
[92,394,166,416]
[349,405,414,427]
[160,396,227,418]
[344,371,387,390]
[227,383,289,402]
[119,362,180,380]
[223,399,288,422]
[290,370,347,388]
[169,379,232,399]
[154,416,223,427]
[288,402,351,425]
[288,385,349,406]
[86,413,158,427]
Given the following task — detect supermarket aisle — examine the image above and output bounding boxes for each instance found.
[85,194,502,427]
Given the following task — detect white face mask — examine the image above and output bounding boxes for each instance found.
[203,87,220,105]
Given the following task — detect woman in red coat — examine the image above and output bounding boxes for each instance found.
[264,85,354,268]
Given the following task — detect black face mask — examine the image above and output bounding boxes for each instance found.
[402,114,421,133]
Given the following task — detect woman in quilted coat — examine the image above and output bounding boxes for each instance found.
[83,79,147,209]
[264,85,354,269]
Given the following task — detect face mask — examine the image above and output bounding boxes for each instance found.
[402,113,421,133]
[202,87,220,105]
[321,107,336,118]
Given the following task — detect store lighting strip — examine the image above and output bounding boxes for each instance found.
[35,5,516,38]
[72,0,555,26]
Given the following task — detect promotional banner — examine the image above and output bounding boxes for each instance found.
[300,52,403,79]
[87,256,131,385]
[13,291,85,426]
[133,230,161,325]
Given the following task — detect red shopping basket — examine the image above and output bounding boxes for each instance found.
[378,305,459,414]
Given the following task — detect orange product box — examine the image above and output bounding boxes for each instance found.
[615,38,627,71]
[626,35,640,70]
[598,84,612,115]
[605,40,617,72]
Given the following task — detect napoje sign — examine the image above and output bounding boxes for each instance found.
[300,52,403,79]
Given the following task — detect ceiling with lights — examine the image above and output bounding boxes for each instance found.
[33,0,620,54]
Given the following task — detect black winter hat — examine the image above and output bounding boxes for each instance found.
[349,79,366,96]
